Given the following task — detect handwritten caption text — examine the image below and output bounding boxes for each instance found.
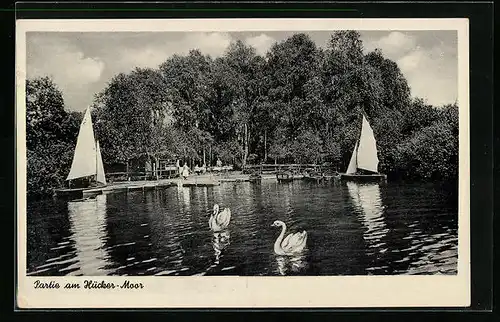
[33,280,144,290]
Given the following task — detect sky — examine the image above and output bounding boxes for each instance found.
[26,30,458,112]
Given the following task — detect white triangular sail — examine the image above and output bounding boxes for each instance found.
[95,140,107,185]
[356,115,379,173]
[66,108,97,181]
[346,140,358,174]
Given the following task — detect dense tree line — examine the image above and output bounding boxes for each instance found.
[26,31,458,197]
[26,76,82,198]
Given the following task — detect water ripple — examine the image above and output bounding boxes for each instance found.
[26,181,458,276]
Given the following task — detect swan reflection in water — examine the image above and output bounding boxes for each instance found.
[212,230,231,264]
[274,254,308,276]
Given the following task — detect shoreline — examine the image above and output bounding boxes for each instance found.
[31,171,457,202]
[52,172,267,200]
[53,171,342,200]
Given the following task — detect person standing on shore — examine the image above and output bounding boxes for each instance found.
[182,163,190,180]
[177,160,182,178]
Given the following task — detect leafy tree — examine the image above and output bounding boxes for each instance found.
[27,31,461,199]
[160,51,217,165]
[265,33,323,158]
[93,67,169,170]
[365,48,411,113]
[268,126,292,164]
[222,40,268,168]
[401,97,441,136]
[26,77,77,149]
[27,141,75,197]
[160,50,213,132]
[291,130,324,164]
[394,120,457,180]
[26,76,81,197]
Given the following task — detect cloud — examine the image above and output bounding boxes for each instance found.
[397,49,425,72]
[26,31,457,112]
[365,31,417,59]
[189,32,233,57]
[114,32,276,71]
[362,31,457,106]
[245,34,275,56]
[27,36,105,87]
[27,35,106,110]
[396,45,457,106]
[115,32,233,71]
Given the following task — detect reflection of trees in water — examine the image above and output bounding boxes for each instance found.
[144,186,215,276]
[213,184,226,206]
[65,194,111,275]
[347,182,458,275]
[283,183,294,218]
[102,192,156,275]
[140,188,191,276]
[236,182,253,209]
[27,199,77,276]
[192,186,209,212]
[265,181,294,225]
[378,183,459,275]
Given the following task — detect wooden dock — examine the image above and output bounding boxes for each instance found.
[54,171,340,200]
[54,177,221,200]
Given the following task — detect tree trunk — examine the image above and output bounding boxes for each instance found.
[264,129,267,163]
[242,123,249,169]
[152,160,156,180]
[126,159,130,181]
[209,145,212,167]
[203,148,206,166]
[155,155,159,180]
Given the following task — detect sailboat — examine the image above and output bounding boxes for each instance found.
[340,113,387,182]
[55,107,107,198]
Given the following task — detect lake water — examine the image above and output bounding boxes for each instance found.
[26,180,458,276]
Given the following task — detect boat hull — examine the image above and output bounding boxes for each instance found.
[277,177,294,183]
[249,174,262,183]
[340,173,387,183]
[303,176,323,183]
[276,172,305,182]
[54,187,104,200]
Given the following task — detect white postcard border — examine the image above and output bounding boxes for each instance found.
[16,18,470,309]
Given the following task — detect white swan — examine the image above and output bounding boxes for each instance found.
[209,204,231,232]
[271,220,307,256]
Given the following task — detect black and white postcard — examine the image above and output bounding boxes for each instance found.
[16,18,470,308]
